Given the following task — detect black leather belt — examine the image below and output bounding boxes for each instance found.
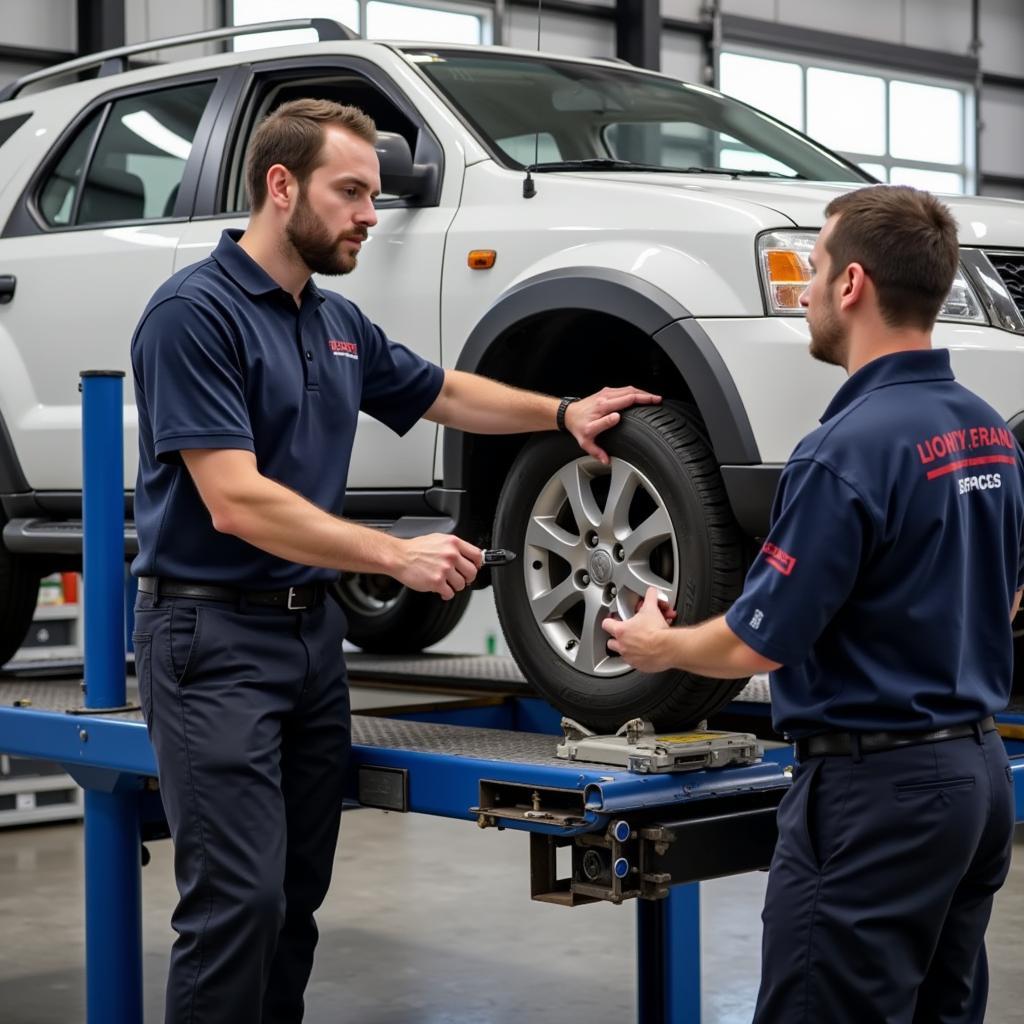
[795,716,997,760]
[137,576,327,611]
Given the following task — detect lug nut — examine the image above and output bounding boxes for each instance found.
[581,573,591,586]
[586,531,599,547]
[613,544,625,561]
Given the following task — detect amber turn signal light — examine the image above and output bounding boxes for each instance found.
[468,250,497,270]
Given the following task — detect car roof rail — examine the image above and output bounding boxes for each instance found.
[0,18,359,102]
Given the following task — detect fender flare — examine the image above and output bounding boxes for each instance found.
[444,267,761,487]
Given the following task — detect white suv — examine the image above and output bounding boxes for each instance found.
[1,19,1022,728]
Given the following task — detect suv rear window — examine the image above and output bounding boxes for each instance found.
[37,80,215,228]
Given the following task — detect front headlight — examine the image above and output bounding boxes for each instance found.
[756,230,988,324]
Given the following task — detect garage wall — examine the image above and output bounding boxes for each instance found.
[1,0,76,52]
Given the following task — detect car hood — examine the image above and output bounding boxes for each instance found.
[572,173,1024,248]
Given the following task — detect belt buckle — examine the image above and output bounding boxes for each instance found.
[286,586,308,611]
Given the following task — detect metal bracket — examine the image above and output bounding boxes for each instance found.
[556,716,762,773]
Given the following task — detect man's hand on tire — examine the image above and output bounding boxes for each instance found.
[395,534,482,600]
[603,586,676,671]
[563,386,662,465]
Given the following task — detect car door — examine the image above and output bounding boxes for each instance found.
[0,73,234,493]
[173,54,462,494]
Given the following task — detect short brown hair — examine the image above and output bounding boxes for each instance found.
[823,185,959,330]
[245,98,377,210]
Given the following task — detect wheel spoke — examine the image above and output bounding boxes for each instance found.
[558,462,602,532]
[526,516,583,566]
[621,564,674,604]
[575,591,611,674]
[603,459,642,534]
[532,576,582,623]
[622,506,673,560]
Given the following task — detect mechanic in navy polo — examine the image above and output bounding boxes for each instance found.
[604,186,1024,1024]
[130,99,660,1024]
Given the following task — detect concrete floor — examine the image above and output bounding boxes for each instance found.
[1,813,1024,1023]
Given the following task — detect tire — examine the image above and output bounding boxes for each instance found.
[492,403,748,732]
[337,573,472,654]
[0,534,41,668]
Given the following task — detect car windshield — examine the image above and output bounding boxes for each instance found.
[407,50,869,183]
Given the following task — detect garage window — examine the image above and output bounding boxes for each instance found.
[36,80,215,228]
[719,50,973,194]
[231,0,490,48]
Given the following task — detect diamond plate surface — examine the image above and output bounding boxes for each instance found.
[347,652,529,685]
[347,653,773,705]
[352,715,570,767]
[0,680,143,720]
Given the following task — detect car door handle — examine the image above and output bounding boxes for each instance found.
[0,275,15,304]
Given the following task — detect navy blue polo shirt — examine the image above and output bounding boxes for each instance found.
[130,229,444,586]
[726,348,1024,738]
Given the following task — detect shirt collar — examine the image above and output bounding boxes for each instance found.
[212,228,325,307]
[820,348,954,423]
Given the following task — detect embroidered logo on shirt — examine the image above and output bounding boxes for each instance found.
[749,609,764,630]
[762,542,796,576]
[328,339,359,360]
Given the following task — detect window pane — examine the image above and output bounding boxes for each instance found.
[807,68,885,155]
[719,52,803,130]
[366,2,482,43]
[232,0,359,51]
[497,132,560,164]
[889,166,964,194]
[890,81,963,164]
[859,162,887,181]
[38,109,103,226]
[77,82,215,225]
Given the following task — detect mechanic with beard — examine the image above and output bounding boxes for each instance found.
[604,186,1024,1023]
[129,99,659,1024]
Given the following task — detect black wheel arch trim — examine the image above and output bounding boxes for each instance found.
[444,267,762,488]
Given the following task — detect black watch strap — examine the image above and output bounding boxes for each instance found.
[556,396,579,432]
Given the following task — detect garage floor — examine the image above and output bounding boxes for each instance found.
[1,811,1023,1023]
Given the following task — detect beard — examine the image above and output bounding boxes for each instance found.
[807,290,848,368]
[285,190,366,277]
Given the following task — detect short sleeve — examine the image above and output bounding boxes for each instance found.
[354,310,444,436]
[725,459,875,666]
[132,297,254,465]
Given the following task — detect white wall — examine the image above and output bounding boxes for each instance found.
[1,0,76,51]
[505,7,614,58]
[125,0,224,60]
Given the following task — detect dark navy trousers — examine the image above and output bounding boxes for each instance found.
[133,591,351,1024]
[754,728,1014,1024]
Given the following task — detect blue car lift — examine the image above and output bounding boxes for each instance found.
[1,372,1024,1024]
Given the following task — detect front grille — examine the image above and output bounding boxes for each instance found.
[986,251,1024,317]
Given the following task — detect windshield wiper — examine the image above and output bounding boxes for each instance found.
[526,158,684,174]
[518,158,803,198]
[679,166,804,180]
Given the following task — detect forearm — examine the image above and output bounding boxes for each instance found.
[657,615,781,678]
[425,369,558,434]
[196,464,401,574]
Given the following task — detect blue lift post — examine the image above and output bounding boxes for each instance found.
[0,372,1023,1023]
[79,370,143,1024]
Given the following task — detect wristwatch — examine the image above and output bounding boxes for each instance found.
[556,396,579,433]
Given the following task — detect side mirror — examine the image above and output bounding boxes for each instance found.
[375,131,429,198]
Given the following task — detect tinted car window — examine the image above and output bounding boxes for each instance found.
[0,113,31,149]
[38,108,103,226]
[76,81,215,225]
